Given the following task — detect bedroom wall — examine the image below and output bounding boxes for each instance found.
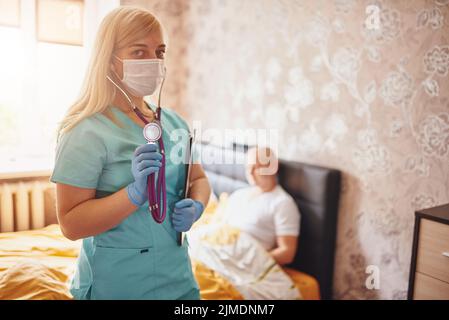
[123,0,449,299]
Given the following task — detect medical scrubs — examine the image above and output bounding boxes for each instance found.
[50,103,200,300]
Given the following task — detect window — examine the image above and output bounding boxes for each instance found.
[37,0,84,46]
[0,0,119,176]
[0,0,20,27]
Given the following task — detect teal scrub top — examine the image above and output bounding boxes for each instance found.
[50,103,200,300]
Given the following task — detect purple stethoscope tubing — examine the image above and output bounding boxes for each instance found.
[106,71,168,224]
[133,107,167,223]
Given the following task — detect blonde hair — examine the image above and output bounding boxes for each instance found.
[56,6,163,139]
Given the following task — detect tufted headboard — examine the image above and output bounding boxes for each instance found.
[197,142,341,300]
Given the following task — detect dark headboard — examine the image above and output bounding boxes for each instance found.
[197,142,341,300]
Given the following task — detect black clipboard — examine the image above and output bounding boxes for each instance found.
[177,129,195,246]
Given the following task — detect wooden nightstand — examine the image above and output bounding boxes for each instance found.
[408,203,449,300]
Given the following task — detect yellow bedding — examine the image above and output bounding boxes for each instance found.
[191,261,319,300]
[0,194,320,300]
[188,193,321,300]
[0,225,79,299]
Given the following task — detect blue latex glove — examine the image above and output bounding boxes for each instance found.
[127,143,162,207]
[171,198,205,232]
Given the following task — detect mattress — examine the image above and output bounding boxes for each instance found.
[0,225,78,299]
[0,224,320,300]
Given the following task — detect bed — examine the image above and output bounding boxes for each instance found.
[0,142,341,300]
[196,142,341,300]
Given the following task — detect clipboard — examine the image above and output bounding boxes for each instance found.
[177,129,195,246]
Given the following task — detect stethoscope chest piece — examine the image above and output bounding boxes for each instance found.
[143,121,162,143]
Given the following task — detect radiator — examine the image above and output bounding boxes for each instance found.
[0,181,54,232]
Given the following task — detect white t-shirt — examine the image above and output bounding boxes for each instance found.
[224,185,301,251]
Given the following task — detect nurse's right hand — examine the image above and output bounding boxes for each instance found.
[126,143,163,207]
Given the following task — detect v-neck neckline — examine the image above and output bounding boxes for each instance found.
[110,102,157,130]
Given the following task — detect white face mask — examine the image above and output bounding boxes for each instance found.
[114,56,166,97]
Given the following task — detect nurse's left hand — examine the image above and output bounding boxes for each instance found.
[172,199,205,232]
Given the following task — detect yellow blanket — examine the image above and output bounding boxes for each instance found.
[187,223,302,299]
[187,193,320,300]
[0,225,79,300]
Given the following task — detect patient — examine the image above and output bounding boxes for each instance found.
[224,147,300,266]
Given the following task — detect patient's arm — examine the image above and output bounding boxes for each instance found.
[269,236,298,265]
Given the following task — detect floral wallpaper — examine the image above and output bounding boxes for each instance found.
[124,0,449,299]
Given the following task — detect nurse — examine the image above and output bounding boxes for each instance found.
[50,6,211,300]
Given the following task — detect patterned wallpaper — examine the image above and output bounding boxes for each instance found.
[123,0,449,299]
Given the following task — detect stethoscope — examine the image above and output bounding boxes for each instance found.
[107,71,167,224]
